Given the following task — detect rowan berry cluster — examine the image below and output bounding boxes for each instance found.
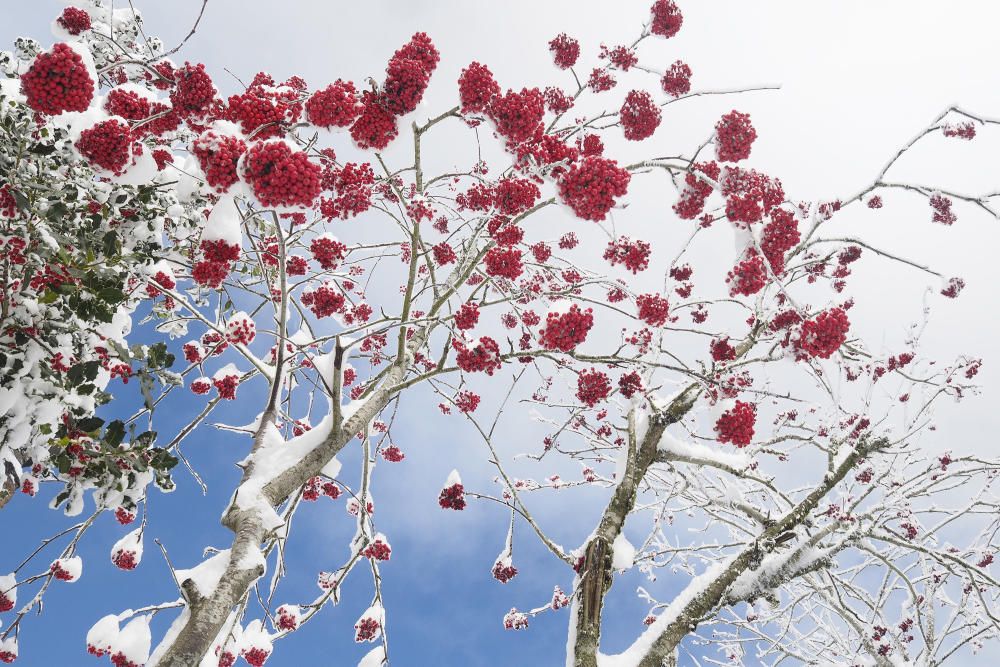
[457,62,500,114]
[170,63,216,118]
[192,132,246,191]
[576,368,611,407]
[455,390,481,413]
[797,308,850,359]
[492,560,518,583]
[242,141,321,208]
[454,337,503,375]
[301,283,346,319]
[620,90,661,141]
[538,305,594,351]
[438,483,466,510]
[727,252,768,296]
[715,110,757,162]
[487,88,546,144]
[650,0,684,38]
[636,293,670,327]
[715,401,756,446]
[549,33,580,69]
[57,7,92,34]
[661,60,692,97]
[604,236,651,273]
[617,371,643,398]
[484,247,524,279]
[76,120,133,175]
[21,43,94,115]
[306,80,361,128]
[673,161,720,220]
[760,208,801,274]
[310,235,348,270]
[557,156,631,221]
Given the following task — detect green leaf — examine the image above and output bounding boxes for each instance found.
[104,420,126,447]
[76,415,104,432]
[97,287,126,304]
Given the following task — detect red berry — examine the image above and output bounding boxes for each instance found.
[21,43,94,115]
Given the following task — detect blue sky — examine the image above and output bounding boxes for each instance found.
[3,1,1000,666]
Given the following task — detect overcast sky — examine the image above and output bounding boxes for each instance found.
[3,1,1000,665]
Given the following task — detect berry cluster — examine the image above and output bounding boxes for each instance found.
[190,378,212,395]
[310,234,348,270]
[322,161,375,219]
[432,242,457,266]
[942,122,976,140]
[797,308,850,359]
[0,185,16,218]
[21,43,94,115]
[193,238,241,289]
[727,252,768,296]
[76,120,133,175]
[503,609,529,630]
[941,276,965,299]
[192,132,246,192]
[455,390,480,413]
[457,62,500,115]
[576,368,611,407]
[545,86,573,114]
[636,293,670,327]
[212,373,239,400]
[111,548,138,571]
[492,560,518,583]
[362,537,392,561]
[242,141,321,208]
[549,33,580,69]
[170,63,216,118]
[57,7,92,35]
[242,647,271,667]
[715,111,757,162]
[618,371,643,398]
[306,80,361,128]
[50,557,81,582]
[484,247,524,280]
[538,305,594,352]
[355,617,381,643]
[661,60,692,97]
[673,161,719,220]
[276,605,300,632]
[711,337,737,362]
[381,445,405,462]
[226,93,286,139]
[604,236,651,273]
[349,91,398,149]
[438,483,466,510]
[494,178,541,215]
[454,337,502,375]
[301,283,346,319]
[587,68,617,93]
[454,302,480,330]
[760,208,800,274]
[929,193,956,225]
[715,401,756,447]
[620,90,661,141]
[602,45,638,71]
[488,88,546,144]
[225,314,256,346]
[650,0,684,38]
[558,157,631,221]
[382,56,429,115]
[722,167,785,225]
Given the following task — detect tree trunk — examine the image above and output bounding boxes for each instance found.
[0,478,14,511]
[573,386,698,666]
